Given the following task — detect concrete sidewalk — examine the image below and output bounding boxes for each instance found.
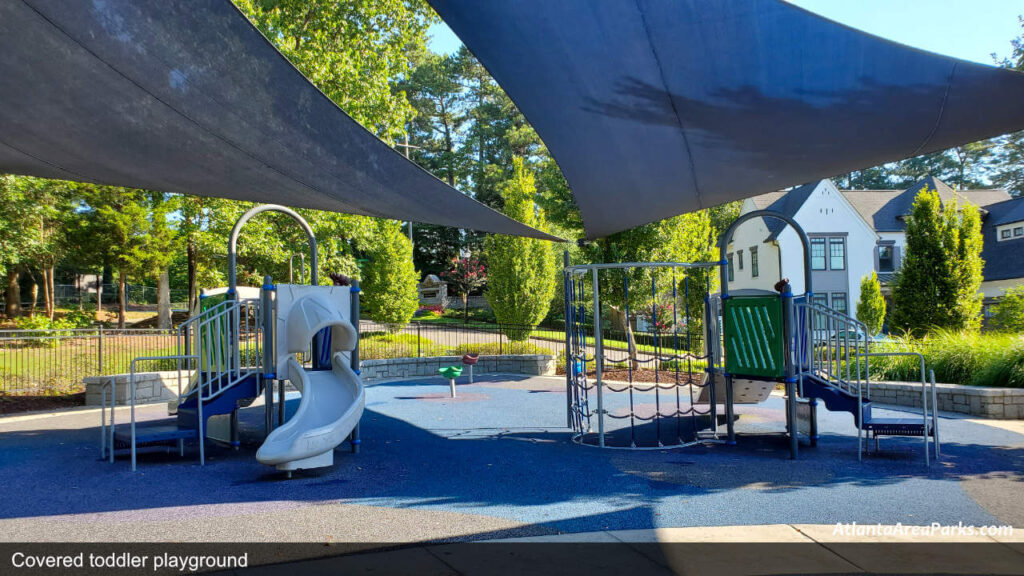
[225,524,1024,576]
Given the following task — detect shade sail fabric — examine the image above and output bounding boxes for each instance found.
[0,0,558,241]
[430,0,1024,239]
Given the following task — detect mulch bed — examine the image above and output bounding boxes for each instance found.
[0,391,85,415]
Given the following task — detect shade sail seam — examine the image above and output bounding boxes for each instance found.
[633,0,704,210]
[910,61,957,157]
[18,0,348,209]
[0,134,89,182]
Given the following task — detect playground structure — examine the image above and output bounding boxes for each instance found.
[100,205,364,475]
[564,210,941,463]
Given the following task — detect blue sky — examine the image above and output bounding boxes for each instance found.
[427,0,1023,66]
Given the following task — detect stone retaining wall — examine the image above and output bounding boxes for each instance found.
[869,381,1024,419]
[83,355,556,405]
[360,354,555,383]
[83,371,185,406]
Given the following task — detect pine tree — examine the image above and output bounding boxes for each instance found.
[856,272,886,336]
[484,157,557,340]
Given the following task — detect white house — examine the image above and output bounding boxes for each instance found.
[725,176,1020,323]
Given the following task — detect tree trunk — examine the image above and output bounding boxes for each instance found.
[28,273,38,315]
[187,237,197,314]
[47,267,55,320]
[608,307,638,370]
[157,269,171,329]
[95,272,103,321]
[42,269,52,319]
[5,268,21,319]
[117,270,127,329]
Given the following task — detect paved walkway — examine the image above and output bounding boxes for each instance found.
[0,375,1021,548]
[219,525,1023,576]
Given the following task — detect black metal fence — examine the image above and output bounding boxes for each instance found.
[358,320,562,360]
[0,319,708,394]
[0,328,178,393]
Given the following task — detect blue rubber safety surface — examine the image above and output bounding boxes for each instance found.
[0,374,1021,537]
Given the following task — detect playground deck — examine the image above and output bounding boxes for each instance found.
[0,374,1021,543]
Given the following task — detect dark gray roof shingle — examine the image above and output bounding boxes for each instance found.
[842,176,1009,232]
[980,197,1024,282]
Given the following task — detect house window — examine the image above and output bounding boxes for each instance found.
[1002,229,1012,240]
[810,238,826,270]
[750,247,759,278]
[812,293,829,329]
[1015,227,1023,237]
[737,250,744,271]
[829,238,846,270]
[878,245,894,272]
[727,253,734,282]
[831,292,848,315]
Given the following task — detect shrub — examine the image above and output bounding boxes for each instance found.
[990,285,1024,332]
[414,307,442,319]
[61,307,96,329]
[856,272,886,336]
[361,220,420,331]
[360,333,444,359]
[447,342,553,357]
[13,315,77,347]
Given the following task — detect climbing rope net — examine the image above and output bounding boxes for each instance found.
[564,262,726,449]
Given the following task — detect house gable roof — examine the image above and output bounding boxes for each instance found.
[841,177,1010,232]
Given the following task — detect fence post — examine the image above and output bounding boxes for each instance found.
[417,322,421,358]
[499,325,504,355]
[97,323,104,374]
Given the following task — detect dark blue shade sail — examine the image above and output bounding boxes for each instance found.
[0,0,559,241]
[430,0,1024,239]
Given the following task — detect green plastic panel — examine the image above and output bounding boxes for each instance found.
[723,295,785,379]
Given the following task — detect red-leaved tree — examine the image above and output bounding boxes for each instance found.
[442,257,486,324]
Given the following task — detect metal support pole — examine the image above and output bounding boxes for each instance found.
[704,295,718,438]
[724,372,736,444]
[930,369,940,460]
[261,276,275,435]
[563,250,572,428]
[592,268,604,447]
[349,280,361,453]
[97,323,104,374]
[782,281,798,460]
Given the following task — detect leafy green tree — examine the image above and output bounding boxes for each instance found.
[991,285,1024,332]
[585,210,717,364]
[145,193,180,328]
[485,158,557,340]
[72,186,155,327]
[0,176,72,319]
[361,220,419,330]
[233,0,436,143]
[890,186,984,335]
[992,17,1024,197]
[856,272,886,336]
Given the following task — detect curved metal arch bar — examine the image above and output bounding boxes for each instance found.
[228,204,319,296]
[718,210,812,296]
